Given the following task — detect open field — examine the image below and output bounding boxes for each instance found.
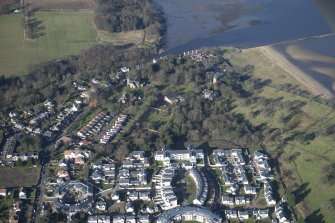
[0,166,40,187]
[26,0,96,11]
[0,11,147,76]
[0,12,97,75]
[232,48,335,222]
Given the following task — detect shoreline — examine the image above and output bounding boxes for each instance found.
[256,45,333,99]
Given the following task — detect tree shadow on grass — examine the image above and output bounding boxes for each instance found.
[27,17,46,39]
[292,182,311,205]
[305,209,325,223]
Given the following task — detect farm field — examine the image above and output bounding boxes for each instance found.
[0,166,40,187]
[0,12,97,75]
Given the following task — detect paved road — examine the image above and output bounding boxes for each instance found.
[203,148,221,207]
[31,110,87,223]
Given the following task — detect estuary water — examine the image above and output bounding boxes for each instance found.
[154,0,335,94]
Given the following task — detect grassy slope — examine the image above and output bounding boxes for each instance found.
[232,48,335,222]
[0,12,97,75]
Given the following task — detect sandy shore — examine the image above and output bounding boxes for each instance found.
[257,45,333,99]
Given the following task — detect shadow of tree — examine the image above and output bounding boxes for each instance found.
[292,182,311,204]
[305,209,325,223]
[27,17,46,39]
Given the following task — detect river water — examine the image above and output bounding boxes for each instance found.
[154,0,335,94]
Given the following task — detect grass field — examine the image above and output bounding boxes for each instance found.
[0,11,146,76]
[26,0,95,11]
[232,48,335,222]
[0,166,40,187]
[0,12,97,75]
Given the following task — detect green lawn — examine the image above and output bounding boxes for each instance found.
[0,166,40,187]
[0,12,97,75]
[186,175,197,204]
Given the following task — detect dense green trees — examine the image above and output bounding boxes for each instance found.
[95,0,165,36]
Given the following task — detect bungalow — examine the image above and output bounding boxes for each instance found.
[64,149,89,160]
[125,215,136,223]
[155,151,165,161]
[87,215,110,223]
[57,169,69,178]
[169,150,190,160]
[0,188,7,197]
[111,192,119,201]
[256,209,269,219]
[125,203,134,213]
[122,160,134,169]
[19,189,26,199]
[113,215,125,223]
[138,191,151,201]
[238,210,250,220]
[91,170,104,182]
[181,162,193,170]
[131,151,145,160]
[164,94,185,105]
[95,201,107,211]
[119,179,130,187]
[74,157,85,165]
[128,191,138,201]
[127,79,142,89]
[194,149,204,159]
[102,163,115,171]
[225,210,238,219]
[244,185,257,195]
[235,196,246,205]
[104,170,115,178]
[120,67,130,73]
[58,160,67,167]
[222,196,234,206]
[137,215,150,223]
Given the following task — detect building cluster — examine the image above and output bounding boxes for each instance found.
[54,149,90,180]
[157,205,222,223]
[0,134,39,163]
[225,208,269,221]
[10,99,84,139]
[100,114,128,144]
[211,148,280,221]
[117,151,149,188]
[213,148,249,185]
[251,151,274,182]
[275,203,290,223]
[64,149,90,165]
[153,145,207,210]
[53,181,93,214]
[153,167,178,210]
[87,214,150,223]
[182,50,211,62]
[77,112,110,139]
[90,161,116,184]
[189,168,208,205]
[155,145,204,167]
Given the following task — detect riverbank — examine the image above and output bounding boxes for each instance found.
[257,46,333,99]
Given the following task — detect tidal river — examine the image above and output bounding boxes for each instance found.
[154,0,335,95]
